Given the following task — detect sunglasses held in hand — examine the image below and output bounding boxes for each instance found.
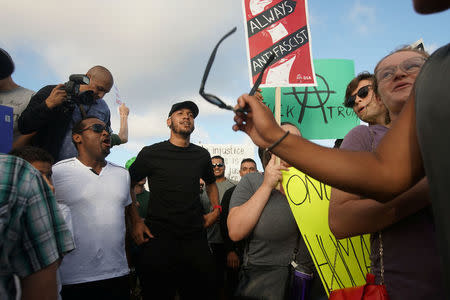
[199,27,275,112]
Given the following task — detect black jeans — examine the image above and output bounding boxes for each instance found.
[135,237,216,300]
[210,243,226,288]
[61,275,130,300]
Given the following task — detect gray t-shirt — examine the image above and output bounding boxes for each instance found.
[341,124,443,300]
[416,43,450,293]
[229,172,300,266]
[201,178,236,243]
[0,86,34,141]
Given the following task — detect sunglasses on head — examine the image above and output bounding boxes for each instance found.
[212,163,224,168]
[77,123,112,135]
[199,27,275,112]
[345,85,371,108]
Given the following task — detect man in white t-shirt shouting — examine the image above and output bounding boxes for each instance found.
[52,116,132,300]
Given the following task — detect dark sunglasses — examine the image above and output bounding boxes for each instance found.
[199,27,275,112]
[212,163,224,168]
[345,85,371,108]
[77,123,112,135]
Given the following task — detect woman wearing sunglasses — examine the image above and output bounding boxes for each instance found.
[328,47,443,300]
[343,72,390,127]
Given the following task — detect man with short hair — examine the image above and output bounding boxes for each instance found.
[9,145,55,192]
[128,100,220,300]
[239,158,257,176]
[18,66,114,162]
[52,117,131,300]
[219,158,258,298]
[0,154,74,300]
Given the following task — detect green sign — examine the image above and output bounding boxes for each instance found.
[261,59,359,140]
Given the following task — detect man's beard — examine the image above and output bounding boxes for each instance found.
[101,147,111,156]
[170,122,194,138]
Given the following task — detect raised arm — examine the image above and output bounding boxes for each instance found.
[18,85,66,134]
[228,156,287,241]
[233,92,424,201]
[117,103,129,143]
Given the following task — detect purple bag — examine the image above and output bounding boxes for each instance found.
[291,269,313,300]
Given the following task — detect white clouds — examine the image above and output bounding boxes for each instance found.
[348,0,376,34]
[108,93,231,142]
[0,1,249,151]
[425,43,439,54]
[121,139,148,154]
[0,0,242,100]
[191,125,211,144]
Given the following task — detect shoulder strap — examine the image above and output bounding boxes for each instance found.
[368,127,385,284]
[243,233,252,267]
[368,126,375,152]
[78,104,87,119]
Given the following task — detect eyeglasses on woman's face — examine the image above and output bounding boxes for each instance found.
[375,56,426,84]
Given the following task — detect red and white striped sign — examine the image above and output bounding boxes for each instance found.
[242,0,316,87]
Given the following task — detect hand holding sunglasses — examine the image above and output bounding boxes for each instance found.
[199,27,275,112]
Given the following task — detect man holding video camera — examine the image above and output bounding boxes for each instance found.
[18,66,113,162]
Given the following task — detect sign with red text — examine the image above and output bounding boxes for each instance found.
[242,0,316,87]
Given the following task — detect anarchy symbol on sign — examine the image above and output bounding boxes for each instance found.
[283,74,336,124]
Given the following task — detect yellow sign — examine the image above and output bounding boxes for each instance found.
[282,168,371,295]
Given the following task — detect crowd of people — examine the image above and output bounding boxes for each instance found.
[1,0,449,300]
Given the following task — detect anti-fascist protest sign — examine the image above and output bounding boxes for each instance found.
[199,144,255,182]
[281,167,371,296]
[261,59,359,139]
[242,0,316,87]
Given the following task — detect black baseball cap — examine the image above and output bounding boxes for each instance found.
[168,101,199,118]
[0,48,14,80]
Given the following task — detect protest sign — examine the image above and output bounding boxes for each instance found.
[199,144,255,182]
[261,59,359,139]
[0,105,13,153]
[242,0,316,87]
[281,167,371,296]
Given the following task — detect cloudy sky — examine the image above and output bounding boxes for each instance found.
[2,0,449,167]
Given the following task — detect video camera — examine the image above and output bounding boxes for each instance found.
[63,74,94,108]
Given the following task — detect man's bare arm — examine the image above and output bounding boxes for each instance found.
[204,182,220,228]
[21,260,59,300]
[126,183,153,244]
[117,103,129,143]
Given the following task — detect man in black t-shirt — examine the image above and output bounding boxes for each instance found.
[127,100,220,300]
